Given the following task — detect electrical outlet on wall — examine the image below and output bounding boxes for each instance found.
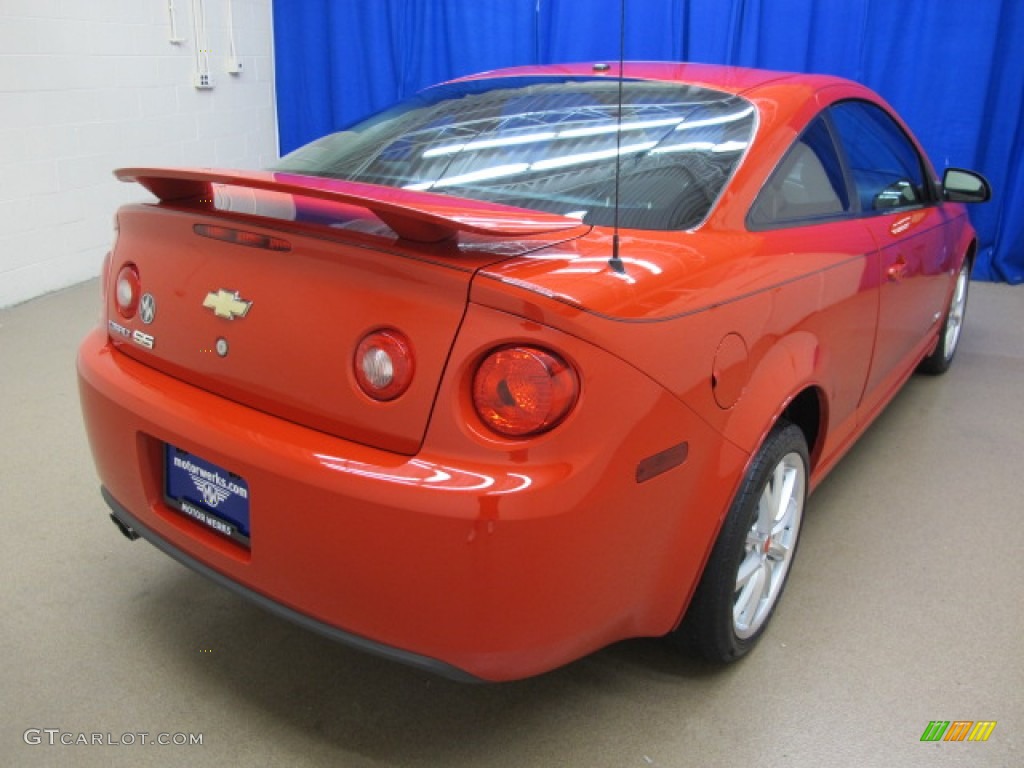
[227,58,243,75]
[190,0,213,89]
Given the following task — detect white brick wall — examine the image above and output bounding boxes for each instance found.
[0,0,279,308]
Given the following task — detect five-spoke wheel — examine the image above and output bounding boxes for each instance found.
[675,420,809,661]
[918,259,970,375]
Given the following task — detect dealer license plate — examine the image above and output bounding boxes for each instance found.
[165,445,250,547]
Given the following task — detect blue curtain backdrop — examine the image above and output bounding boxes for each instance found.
[272,0,1024,283]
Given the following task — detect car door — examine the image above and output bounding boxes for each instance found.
[827,100,955,410]
[747,115,880,459]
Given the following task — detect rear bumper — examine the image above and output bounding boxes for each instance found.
[102,490,479,682]
[77,327,744,681]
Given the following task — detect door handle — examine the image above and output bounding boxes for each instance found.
[887,256,908,282]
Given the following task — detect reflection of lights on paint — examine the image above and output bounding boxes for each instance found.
[510,252,571,261]
[610,270,637,285]
[553,256,662,277]
[493,473,532,495]
[621,257,662,275]
[313,453,538,494]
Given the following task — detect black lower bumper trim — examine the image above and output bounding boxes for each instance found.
[101,487,482,683]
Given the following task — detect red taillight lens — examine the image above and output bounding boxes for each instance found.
[354,330,414,401]
[115,263,141,319]
[473,346,578,437]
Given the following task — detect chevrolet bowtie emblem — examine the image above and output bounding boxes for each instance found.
[202,289,252,320]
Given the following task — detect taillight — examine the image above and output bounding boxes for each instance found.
[354,329,414,401]
[473,346,578,437]
[115,263,141,319]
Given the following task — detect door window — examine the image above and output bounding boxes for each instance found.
[828,100,929,213]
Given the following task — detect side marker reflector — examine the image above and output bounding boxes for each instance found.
[636,442,689,483]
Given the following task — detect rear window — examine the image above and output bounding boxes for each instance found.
[275,77,756,231]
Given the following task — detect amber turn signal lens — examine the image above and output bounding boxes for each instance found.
[473,346,578,437]
[354,329,414,401]
[115,263,141,319]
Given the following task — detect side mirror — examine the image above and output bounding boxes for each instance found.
[943,168,991,203]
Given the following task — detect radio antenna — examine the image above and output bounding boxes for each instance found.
[608,0,627,275]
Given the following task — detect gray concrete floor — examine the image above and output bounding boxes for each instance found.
[1,278,1021,768]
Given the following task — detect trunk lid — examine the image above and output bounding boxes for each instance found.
[107,168,588,454]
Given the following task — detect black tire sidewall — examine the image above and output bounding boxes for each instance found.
[918,261,970,375]
[681,421,809,661]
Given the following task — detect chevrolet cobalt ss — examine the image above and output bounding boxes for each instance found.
[78,63,990,681]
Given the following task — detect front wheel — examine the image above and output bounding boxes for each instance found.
[674,421,808,662]
[917,260,969,375]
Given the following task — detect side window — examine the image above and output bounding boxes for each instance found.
[749,116,849,228]
[828,100,927,213]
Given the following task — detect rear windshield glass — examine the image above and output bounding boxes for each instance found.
[274,76,755,231]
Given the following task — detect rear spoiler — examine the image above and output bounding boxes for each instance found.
[115,167,586,244]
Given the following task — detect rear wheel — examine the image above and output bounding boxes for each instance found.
[917,260,969,375]
[675,421,808,662]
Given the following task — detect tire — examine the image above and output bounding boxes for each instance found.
[675,420,809,662]
[917,260,969,375]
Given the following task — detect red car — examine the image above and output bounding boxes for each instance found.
[78,63,989,682]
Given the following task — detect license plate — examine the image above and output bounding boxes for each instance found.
[165,445,250,547]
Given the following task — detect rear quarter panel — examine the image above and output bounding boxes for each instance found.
[474,219,881,480]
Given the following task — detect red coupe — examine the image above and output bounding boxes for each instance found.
[77,63,990,681]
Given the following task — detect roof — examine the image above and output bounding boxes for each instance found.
[453,61,856,98]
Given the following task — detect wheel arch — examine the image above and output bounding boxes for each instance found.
[719,331,830,474]
[780,386,825,472]
[965,237,978,271]
[668,355,827,639]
